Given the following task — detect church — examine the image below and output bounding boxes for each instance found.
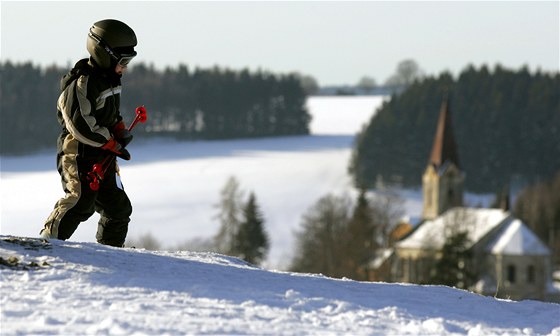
[369,97,556,302]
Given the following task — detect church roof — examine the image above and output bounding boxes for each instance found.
[396,207,509,250]
[486,218,550,256]
[396,207,550,256]
[428,98,460,169]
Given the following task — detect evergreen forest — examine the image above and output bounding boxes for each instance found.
[0,61,310,155]
[349,65,560,193]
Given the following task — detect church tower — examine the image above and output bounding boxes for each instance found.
[422,97,465,220]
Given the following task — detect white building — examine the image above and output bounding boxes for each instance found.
[387,98,556,301]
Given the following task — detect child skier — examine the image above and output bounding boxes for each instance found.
[40,19,138,247]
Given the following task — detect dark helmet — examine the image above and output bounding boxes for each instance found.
[87,19,137,69]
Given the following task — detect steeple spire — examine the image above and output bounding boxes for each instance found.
[428,96,460,170]
[422,94,465,220]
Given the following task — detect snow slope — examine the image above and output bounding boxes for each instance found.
[1,235,559,335]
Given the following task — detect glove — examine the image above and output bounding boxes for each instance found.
[112,121,133,148]
[101,138,131,160]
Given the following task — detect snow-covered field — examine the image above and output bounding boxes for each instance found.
[0,96,492,268]
[1,236,559,335]
[1,96,558,335]
[1,95,494,268]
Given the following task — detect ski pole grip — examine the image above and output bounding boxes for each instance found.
[88,106,147,191]
[128,105,148,131]
[136,105,147,122]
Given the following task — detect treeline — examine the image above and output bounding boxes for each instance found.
[1,63,62,154]
[0,61,310,155]
[349,64,560,193]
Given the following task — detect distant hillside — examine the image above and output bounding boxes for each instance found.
[349,65,560,193]
[2,235,559,335]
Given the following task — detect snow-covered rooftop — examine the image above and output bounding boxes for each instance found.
[486,218,550,256]
[396,207,510,250]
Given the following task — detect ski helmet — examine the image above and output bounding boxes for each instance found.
[87,19,137,69]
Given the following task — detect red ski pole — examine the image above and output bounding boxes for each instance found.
[88,106,148,191]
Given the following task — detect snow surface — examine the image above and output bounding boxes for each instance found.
[1,236,559,336]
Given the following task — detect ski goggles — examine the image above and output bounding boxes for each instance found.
[116,53,136,67]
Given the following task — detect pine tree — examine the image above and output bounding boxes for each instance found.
[341,189,377,280]
[233,192,270,265]
[430,231,473,289]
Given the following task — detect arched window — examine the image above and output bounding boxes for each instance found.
[447,187,455,206]
[506,264,516,284]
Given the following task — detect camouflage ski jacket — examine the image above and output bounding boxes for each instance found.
[56,58,124,161]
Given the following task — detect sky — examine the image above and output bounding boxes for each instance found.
[1,1,558,86]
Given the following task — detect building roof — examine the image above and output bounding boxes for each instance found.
[396,207,550,257]
[486,218,550,256]
[428,98,460,170]
[396,207,509,250]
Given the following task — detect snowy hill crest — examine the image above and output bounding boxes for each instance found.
[1,235,559,335]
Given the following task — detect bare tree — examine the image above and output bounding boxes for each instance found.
[290,194,351,277]
[514,172,560,268]
[213,176,245,255]
[290,190,404,280]
[369,190,405,248]
[385,59,423,87]
[357,76,377,91]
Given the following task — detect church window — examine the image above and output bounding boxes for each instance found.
[506,264,516,284]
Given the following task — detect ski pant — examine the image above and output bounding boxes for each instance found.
[42,144,132,247]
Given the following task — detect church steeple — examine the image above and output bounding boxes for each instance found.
[428,97,460,170]
[422,96,465,220]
